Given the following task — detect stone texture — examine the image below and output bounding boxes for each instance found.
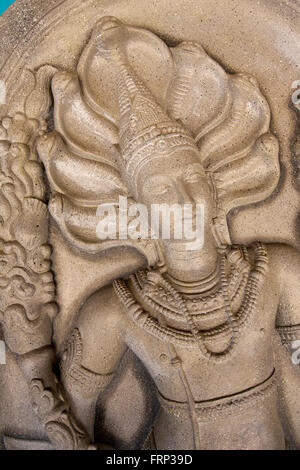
[0,0,299,450]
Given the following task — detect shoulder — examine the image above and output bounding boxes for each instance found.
[267,243,300,285]
[76,282,126,333]
[267,243,300,265]
[266,243,300,325]
[72,282,128,374]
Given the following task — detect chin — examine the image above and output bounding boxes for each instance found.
[162,239,204,258]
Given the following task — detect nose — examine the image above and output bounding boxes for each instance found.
[175,179,193,204]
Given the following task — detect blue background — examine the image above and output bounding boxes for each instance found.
[0,0,16,15]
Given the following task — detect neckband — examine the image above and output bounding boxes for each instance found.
[165,261,220,295]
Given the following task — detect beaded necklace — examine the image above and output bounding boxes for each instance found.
[114,243,268,363]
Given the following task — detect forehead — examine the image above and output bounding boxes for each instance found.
[138,149,203,181]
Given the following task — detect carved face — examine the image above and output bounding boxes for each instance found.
[135,148,215,246]
[133,147,218,280]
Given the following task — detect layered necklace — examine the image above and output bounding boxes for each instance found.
[113,243,268,364]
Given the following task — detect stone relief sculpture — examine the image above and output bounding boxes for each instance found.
[0,4,300,450]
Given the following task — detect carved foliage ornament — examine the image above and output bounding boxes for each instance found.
[0,66,91,449]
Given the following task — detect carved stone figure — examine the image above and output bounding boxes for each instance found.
[0,1,300,450]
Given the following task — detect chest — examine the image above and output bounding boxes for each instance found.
[123,272,280,401]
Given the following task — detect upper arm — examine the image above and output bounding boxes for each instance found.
[74,283,127,375]
[273,245,300,328]
[270,246,300,445]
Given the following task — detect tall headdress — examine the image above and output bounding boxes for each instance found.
[93,22,201,195]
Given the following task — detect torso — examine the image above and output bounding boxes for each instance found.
[115,244,285,449]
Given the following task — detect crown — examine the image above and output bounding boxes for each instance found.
[115,72,199,189]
